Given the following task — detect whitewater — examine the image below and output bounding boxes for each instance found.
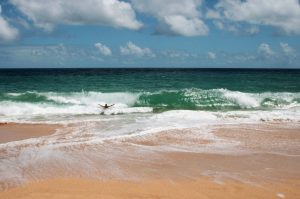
[0,88,299,123]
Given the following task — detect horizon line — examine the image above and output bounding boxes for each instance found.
[0,67,300,70]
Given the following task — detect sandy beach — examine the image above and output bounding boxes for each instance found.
[1,178,299,199]
[0,123,60,144]
[0,122,299,198]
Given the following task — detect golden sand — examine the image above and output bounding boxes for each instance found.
[0,123,60,144]
[1,178,299,199]
[1,122,300,198]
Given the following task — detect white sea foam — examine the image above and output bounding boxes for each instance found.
[219,89,260,108]
[0,89,300,123]
[0,91,151,119]
[44,91,139,106]
[219,89,300,109]
[0,107,299,189]
[216,109,300,122]
[277,193,285,198]
[0,102,153,124]
[153,110,218,121]
[1,101,300,124]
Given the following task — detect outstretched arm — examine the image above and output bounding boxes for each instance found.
[108,104,115,107]
[98,104,105,108]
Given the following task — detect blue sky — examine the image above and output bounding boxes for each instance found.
[0,0,299,68]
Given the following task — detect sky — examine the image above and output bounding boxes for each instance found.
[0,0,300,68]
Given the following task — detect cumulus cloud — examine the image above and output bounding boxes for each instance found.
[258,43,274,57]
[95,43,112,56]
[159,15,208,36]
[208,52,216,59]
[120,42,154,57]
[280,42,294,55]
[10,0,142,31]
[207,0,300,34]
[131,0,208,36]
[0,5,19,42]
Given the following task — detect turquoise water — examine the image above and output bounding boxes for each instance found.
[0,69,300,122]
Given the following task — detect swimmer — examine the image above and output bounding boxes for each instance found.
[99,103,115,109]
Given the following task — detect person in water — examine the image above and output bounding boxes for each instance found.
[99,103,115,109]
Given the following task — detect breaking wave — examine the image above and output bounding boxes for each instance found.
[0,89,299,122]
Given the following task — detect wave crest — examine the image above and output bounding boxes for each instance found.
[136,88,300,111]
[0,89,299,120]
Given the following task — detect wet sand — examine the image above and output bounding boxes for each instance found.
[0,122,300,198]
[0,123,60,144]
[1,178,299,199]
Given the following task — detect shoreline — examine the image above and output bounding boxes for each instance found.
[0,122,61,144]
[0,122,299,198]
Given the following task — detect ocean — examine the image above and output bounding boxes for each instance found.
[0,68,299,123]
[1,68,300,188]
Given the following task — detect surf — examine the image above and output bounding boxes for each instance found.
[0,88,299,124]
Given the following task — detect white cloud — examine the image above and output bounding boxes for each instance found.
[280,43,294,55]
[213,20,224,30]
[120,42,154,57]
[1,44,103,66]
[206,10,221,19]
[131,0,208,36]
[10,0,142,31]
[161,15,208,36]
[162,51,192,58]
[227,24,259,35]
[0,5,19,42]
[258,43,274,56]
[208,0,300,34]
[208,52,216,59]
[245,26,259,35]
[211,17,259,36]
[95,43,112,56]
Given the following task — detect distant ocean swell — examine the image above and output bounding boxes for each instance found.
[0,88,299,117]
